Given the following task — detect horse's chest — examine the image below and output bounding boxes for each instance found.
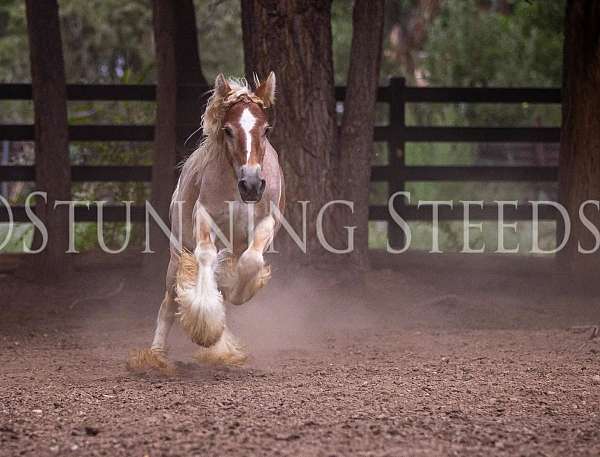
[211,201,266,252]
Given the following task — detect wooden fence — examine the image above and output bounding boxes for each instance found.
[0,77,561,248]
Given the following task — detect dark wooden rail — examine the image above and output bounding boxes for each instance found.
[0,78,561,248]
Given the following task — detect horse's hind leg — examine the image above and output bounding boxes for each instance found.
[226,215,275,306]
[127,288,177,374]
[151,289,177,355]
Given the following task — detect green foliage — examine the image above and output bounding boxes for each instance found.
[0,0,244,84]
[0,0,28,83]
[331,1,353,85]
[424,0,564,87]
[196,0,244,80]
[59,0,155,83]
[0,223,32,253]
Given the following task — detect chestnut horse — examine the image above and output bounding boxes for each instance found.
[130,73,284,371]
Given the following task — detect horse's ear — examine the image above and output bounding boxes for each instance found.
[214,73,231,97]
[255,71,276,108]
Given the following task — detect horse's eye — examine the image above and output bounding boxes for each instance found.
[223,126,233,137]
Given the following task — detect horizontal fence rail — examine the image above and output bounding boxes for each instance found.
[1,83,562,104]
[0,165,559,184]
[0,79,562,244]
[0,125,560,143]
[0,165,152,182]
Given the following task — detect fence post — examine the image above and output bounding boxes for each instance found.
[1,141,8,198]
[555,208,565,252]
[387,77,406,250]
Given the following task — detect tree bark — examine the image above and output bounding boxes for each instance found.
[338,0,385,268]
[242,0,338,260]
[24,0,72,280]
[148,0,207,270]
[148,0,179,267]
[242,0,384,265]
[174,0,209,160]
[174,0,208,89]
[558,0,600,272]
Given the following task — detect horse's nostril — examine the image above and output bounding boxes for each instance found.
[238,177,264,202]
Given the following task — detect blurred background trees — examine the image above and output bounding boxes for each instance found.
[0,0,566,254]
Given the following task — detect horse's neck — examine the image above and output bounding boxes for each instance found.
[192,137,230,177]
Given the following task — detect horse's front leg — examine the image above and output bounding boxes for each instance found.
[180,204,247,365]
[175,204,225,348]
[227,215,275,305]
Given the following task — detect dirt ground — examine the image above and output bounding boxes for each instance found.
[1,253,600,456]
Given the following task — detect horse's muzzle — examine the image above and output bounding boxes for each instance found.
[238,166,266,203]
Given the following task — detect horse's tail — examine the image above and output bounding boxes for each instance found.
[174,249,225,347]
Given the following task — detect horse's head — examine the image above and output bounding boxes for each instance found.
[213,72,276,203]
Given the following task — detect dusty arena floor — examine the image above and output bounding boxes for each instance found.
[2,253,600,456]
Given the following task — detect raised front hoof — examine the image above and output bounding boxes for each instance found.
[228,264,272,306]
[126,348,176,375]
[237,249,264,277]
[258,263,272,287]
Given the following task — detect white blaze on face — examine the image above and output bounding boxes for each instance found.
[239,108,256,163]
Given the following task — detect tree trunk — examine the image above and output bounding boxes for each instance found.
[174,0,207,89]
[147,0,207,270]
[174,0,209,160]
[558,0,600,272]
[148,0,179,267]
[242,0,384,265]
[338,0,385,268]
[242,0,338,261]
[23,0,71,280]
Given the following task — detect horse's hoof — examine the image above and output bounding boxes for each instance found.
[126,348,176,375]
[193,330,248,366]
[194,348,248,366]
[258,264,272,287]
[237,252,261,277]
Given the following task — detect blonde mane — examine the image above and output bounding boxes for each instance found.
[171,78,268,227]
[182,78,266,180]
[201,78,265,137]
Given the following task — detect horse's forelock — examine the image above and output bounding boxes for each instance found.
[185,79,266,183]
[201,79,265,138]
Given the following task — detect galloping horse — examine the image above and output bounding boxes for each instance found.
[130,73,284,371]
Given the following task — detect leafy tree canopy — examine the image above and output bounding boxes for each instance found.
[0,0,242,84]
